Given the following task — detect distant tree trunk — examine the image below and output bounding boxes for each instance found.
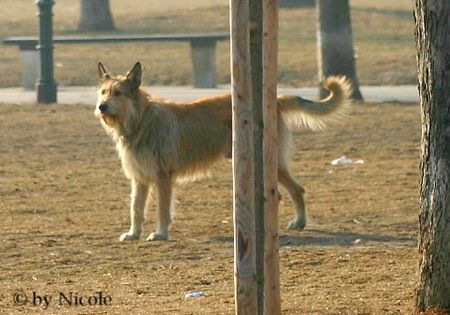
[316,0,363,100]
[413,0,450,313]
[78,0,115,31]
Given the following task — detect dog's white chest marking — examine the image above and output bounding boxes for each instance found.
[116,140,158,183]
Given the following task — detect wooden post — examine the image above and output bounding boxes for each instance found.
[263,0,281,314]
[249,0,265,314]
[231,0,281,313]
[230,0,258,314]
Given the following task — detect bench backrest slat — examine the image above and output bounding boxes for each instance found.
[3,33,229,47]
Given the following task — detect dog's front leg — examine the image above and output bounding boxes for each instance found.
[119,179,149,241]
[147,173,172,241]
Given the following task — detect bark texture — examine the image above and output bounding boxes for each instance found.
[78,0,115,31]
[316,0,363,100]
[413,0,450,312]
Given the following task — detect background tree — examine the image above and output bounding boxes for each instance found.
[413,0,450,313]
[316,0,363,100]
[78,0,115,32]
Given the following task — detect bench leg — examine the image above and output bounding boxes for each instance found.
[190,40,217,88]
[20,49,39,91]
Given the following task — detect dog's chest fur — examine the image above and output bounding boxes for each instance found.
[116,139,158,182]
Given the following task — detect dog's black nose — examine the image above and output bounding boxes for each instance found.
[99,103,108,113]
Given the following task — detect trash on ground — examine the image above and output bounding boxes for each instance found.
[331,156,365,165]
[185,291,206,298]
[353,238,363,245]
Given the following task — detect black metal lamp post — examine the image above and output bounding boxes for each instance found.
[36,0,57,103]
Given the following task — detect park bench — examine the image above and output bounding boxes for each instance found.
[3,33,229,90]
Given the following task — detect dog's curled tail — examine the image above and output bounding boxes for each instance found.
[277,76,352,131]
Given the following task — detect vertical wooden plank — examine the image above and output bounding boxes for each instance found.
[230,0,258,314]
[263,0,281,314]
[249,0,265,314]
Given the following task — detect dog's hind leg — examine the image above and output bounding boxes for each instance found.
[120,179,149,241]
[277,116,306,230]
[278,168,307,230]
[147,172,173,241]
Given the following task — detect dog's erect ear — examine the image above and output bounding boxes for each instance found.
[126,62,142,91]
[98,62,111,82]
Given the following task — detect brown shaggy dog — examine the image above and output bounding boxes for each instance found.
[95,62,351,241]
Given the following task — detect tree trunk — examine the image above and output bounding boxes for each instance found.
[78,0,115,31]
[413,0,450,313]
[316,0,363,100]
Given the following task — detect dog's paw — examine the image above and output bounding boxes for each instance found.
[146,232,169,241]
[287,217,306,230]
[119,232,140,241]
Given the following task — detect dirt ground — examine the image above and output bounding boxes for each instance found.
[0,100,420,314]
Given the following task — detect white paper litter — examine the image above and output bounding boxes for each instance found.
[331,156,365,165]
[185,291,206,298]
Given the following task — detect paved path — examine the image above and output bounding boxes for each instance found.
[0,85,418,105]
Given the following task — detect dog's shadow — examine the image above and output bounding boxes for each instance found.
[212,228,416,247]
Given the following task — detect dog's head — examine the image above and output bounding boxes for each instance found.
[95,62,142,128]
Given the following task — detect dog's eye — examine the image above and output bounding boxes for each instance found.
[101,89,106,95]
[114,90,122,97]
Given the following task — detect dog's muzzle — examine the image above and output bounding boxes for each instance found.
[99,103,109,113]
